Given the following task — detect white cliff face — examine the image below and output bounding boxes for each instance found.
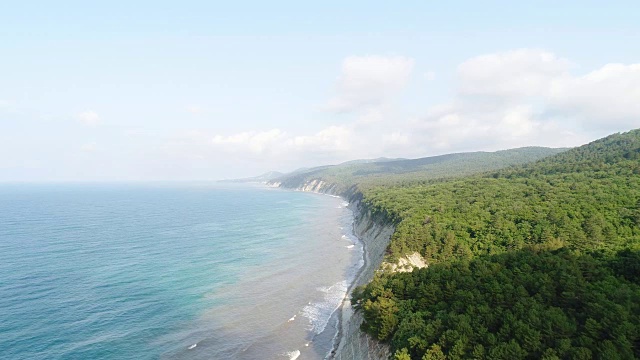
[382,252,428,273]
[298,179,326,192]
[269,177,340,195]
[270,179,395,359]
[296,179,342,195]
[333,203,394,360]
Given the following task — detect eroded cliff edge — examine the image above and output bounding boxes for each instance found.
[269,178,394,359]
[333,199,393,360]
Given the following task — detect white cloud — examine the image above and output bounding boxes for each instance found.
[326,55,414,112]
[458,49,571,98]
[424,71,436,81]
[355,107,386,125]
[76,111,101,126]
[212,129,287,154]
[383,131,410,147]
[409,103,579,154]
[208,126,353,158]
[80,142,97,152]
[289,125,352,152]
[548,63,640,128]
[161,50,640,177]
[402,49,640,155]
[186,105,204,114]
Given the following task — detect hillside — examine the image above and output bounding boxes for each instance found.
[353,129,640,359]
[218,171,284,183]
[269,147,566,194]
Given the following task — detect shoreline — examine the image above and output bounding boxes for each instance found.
[275,187,365,359]
[266,184,392,359]
[326,200,368,359]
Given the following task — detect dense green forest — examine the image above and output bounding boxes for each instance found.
[271,147,565,193]
[353,129,640,359]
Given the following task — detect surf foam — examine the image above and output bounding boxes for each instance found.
[285,350,301,359]
[301,280,348,334]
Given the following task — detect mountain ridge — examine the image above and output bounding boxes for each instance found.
[268,146,567,195]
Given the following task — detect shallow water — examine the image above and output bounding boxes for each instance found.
[0,183,362,359]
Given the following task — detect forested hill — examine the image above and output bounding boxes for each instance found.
[496,130,640,178]
[353,129,640,359]
[269,147,565,194]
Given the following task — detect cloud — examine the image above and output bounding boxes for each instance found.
[457,49,571,98]
[80,142,97,152]
[289,125,352,152]
[76,111,101,126]
[211,129,287,154]
[162,50,640,177]
[403,49,640,155]
[208,126,353,157]
[409,103,571,153]
[548,63,640,128]
[326,55,414,112]
[186,105,204,114]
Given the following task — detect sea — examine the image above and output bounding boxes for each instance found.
[0,183,364,360]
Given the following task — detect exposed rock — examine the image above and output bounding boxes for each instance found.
[382,252,428,273]
[270,180,392,359]
[333,201,394,360]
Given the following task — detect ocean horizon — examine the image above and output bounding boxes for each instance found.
[0,182,362,359]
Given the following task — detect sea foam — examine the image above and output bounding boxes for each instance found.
[285,350,301,359]
[302,280,348,334]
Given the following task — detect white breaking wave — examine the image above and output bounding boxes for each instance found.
[301,280,348,334]
[285,350,301,359]
[188,343,197,350]
[346,244,355,249]
[288,314,296,322]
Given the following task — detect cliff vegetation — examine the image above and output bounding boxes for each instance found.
[271,147,566,195]
[353,129,640,359]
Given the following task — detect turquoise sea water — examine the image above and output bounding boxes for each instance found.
[0,183,361,359]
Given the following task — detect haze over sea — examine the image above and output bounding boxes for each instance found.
[0,183,361,359]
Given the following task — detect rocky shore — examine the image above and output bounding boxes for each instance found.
[267,178,394,359]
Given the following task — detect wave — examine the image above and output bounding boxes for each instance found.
[301,280,348,334]
[346,245,355,249]
[285,350,301,359]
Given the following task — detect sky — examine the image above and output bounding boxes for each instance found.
[1,1,639,181]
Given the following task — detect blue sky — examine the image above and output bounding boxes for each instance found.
[1,1,639,181]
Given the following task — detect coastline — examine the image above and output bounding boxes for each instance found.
[330,199,394,360]
[327,201,370,359]
[287,189,363,359]
[265,182,393,359]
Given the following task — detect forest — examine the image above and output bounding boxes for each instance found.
[271,147,564,194]
[352,129,640,359]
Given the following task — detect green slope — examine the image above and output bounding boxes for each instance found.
[354,129,640,359]
[272,147,566,193]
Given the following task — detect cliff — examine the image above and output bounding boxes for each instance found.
[266,147,567,194]
[268,178,343,196]
[332,200,394,360]
[272,177,392,359]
